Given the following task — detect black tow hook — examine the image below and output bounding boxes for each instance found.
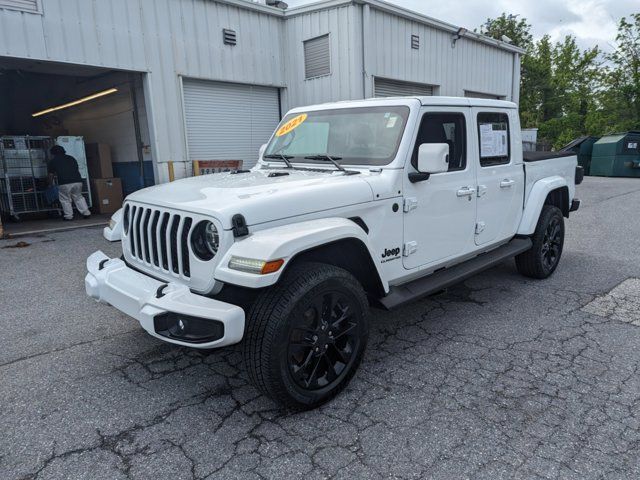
[156,284,169,299]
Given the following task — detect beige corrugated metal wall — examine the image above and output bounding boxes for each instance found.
[0,0,521,183]
[364,7,514,100]
[0,0,286,182]
[282,4,363,110]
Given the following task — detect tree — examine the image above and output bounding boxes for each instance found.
[480,13,603,148]
[597,14,640,132]
[478,15,538,127]
[479,13,533,50]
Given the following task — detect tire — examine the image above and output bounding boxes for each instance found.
[516,205,565,279]
[243,262,369,410]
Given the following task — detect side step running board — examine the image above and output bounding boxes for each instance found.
[379,237,532,310]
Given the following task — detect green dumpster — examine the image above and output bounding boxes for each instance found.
[561,136,599,175]
[590,132,640,177]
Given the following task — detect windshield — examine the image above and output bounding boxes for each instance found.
[264,106,410,166]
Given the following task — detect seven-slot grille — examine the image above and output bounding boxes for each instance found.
[126,204,193,278]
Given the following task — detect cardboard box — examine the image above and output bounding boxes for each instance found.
[85,143,113,179]
[90,178,123,214]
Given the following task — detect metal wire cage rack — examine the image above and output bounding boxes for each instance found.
[0,136,91,220]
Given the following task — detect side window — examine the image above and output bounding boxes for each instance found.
[477,112,510,166]
[413,112,467,172]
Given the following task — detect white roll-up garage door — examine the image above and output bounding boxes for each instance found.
[182,79,280,169]
[374,77,434,97]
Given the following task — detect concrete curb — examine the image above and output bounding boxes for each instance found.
[5,220,107,239]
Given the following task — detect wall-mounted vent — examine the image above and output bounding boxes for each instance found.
[0,0,40,13]
[411,34,420,50]
[303,34,331,79]
[223,29,237,46]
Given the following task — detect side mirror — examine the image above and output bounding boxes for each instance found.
[410,143,449,183]
[259,143,268,161]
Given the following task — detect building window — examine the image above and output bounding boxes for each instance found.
[303,34,331,79]
[477,112,510,167]
[411,34,420,50]
[0,0,41,13]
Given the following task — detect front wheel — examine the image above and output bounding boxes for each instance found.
[516,205,565,279]
[243,262,369,409]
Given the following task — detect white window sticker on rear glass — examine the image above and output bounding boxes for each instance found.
[479,123,508,158]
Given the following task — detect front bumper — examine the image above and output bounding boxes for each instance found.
[85,251,245,349]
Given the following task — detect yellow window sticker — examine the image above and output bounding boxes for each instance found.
[276,113,308,137]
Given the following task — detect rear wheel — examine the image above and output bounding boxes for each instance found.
[243,262,369,409]
[516,205,565,279]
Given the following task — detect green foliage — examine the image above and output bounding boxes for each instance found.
[479,13,533,50]
[480,12,640,149]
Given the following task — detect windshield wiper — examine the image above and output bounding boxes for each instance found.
[304,154,346,172]
[263,154,294,168]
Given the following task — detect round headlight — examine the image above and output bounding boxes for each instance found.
[191,221,219,261]
[123,204,130,235]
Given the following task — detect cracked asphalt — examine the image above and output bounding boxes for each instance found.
[2,176,640,480]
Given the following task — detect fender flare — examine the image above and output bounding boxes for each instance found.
[214,217,387,291]
[518,176,568,235]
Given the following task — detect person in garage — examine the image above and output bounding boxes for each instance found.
[48,145,91,221]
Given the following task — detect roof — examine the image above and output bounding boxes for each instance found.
[287,96,518,113]
[417,96,517,108]
[219,0,525,55]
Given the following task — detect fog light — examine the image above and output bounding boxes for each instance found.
[228,256,284,274]
[154,313,224,344]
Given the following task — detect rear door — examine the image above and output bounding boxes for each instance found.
[402,107,477,269]
[473,109,524,245]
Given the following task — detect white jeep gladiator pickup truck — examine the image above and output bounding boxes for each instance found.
[86,97,582,409]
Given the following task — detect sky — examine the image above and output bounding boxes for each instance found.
[284,0,638,52]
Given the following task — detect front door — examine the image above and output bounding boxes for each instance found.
[473,109,524,246]
[402,108,477,270]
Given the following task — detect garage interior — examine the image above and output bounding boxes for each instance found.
[0,57,154,233]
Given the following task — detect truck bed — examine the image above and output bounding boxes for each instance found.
[524,153,578,209]
[523,151,576,162]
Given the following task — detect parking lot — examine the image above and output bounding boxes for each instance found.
[1,176,640,480]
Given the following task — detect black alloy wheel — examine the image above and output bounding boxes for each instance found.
[541,215,562,271]
[287,291,360,391]
[243,262,369,409]
[516,204,565,279]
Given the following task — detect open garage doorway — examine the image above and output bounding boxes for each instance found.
[0,57,154,235]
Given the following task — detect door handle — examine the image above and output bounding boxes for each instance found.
[456,186,476,197]
[500,179,515,188]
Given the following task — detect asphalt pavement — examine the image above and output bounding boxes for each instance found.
[1,176,640,479]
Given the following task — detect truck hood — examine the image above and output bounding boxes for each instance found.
[126,169,375,228]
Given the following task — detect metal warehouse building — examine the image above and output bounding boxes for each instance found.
[0,0,523,190]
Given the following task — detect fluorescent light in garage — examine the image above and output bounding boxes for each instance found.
[32,88,118,117]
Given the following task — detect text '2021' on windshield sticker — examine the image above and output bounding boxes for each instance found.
[276,113,307,137]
